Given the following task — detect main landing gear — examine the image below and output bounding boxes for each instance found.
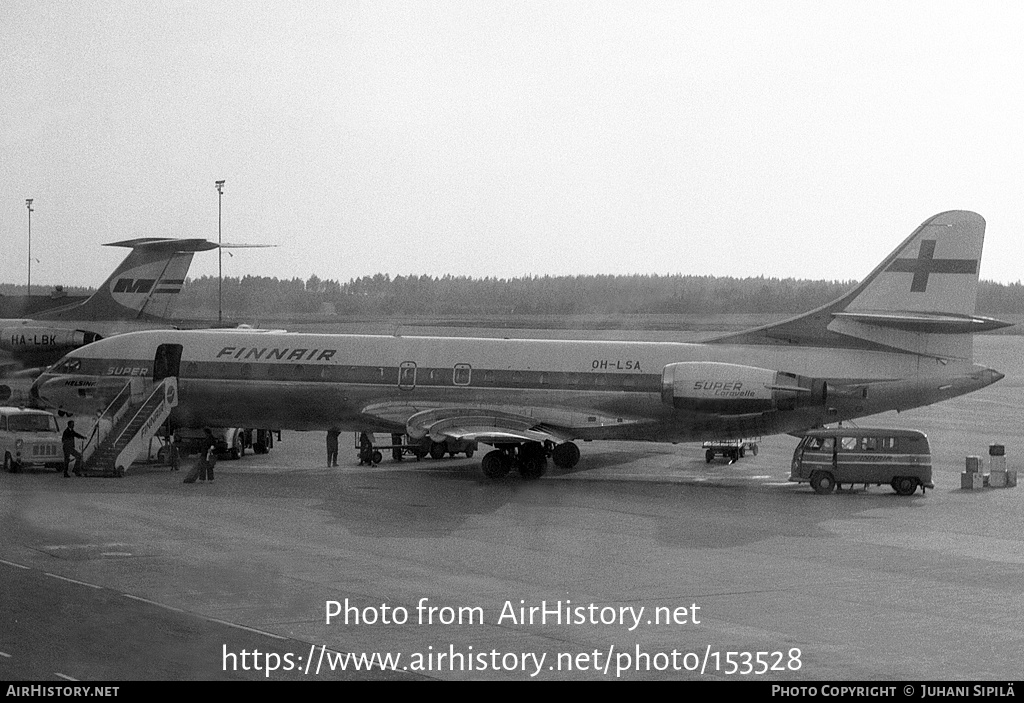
[480,441,580,480]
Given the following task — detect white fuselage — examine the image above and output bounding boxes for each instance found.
[31,329,1002,443]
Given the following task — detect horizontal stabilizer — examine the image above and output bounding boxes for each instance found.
[832,311,1011,333]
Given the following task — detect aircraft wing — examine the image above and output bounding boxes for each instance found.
[360,403,592,445]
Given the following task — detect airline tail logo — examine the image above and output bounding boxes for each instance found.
[885,239,977,293]
[112,278,184,295]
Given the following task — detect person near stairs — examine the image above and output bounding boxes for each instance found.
[62,420,86,478]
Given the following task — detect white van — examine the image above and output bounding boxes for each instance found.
[1,408,64,473]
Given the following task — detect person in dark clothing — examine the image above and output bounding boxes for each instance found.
[199,428,217,482]
[358,431,374,466]
[62,420,86,478]
[326,429,340,467]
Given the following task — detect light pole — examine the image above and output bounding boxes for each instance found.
[25,199,33,296]
[215,180,225,323]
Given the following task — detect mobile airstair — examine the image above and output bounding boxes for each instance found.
[81,377,178,477]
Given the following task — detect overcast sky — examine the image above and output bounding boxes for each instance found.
[2,1,1023,290]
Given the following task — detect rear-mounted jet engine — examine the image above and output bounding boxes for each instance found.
[661,361,827,414]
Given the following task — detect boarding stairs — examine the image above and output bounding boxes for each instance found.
[82,377,178,477]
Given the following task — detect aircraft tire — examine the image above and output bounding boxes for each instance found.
[811,471,836,494]
[751,444,758,456]
[739,447,746,458]
[552,442,580,469]
[518,443,547,480]
[892,477,918,496]
[481,450,510,479]
[464,448,474,459]
[4,453,15,473]
[429,441,447,460]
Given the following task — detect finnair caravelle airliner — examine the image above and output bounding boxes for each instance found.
[33,211,1008,479]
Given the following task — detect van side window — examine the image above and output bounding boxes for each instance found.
[840,437,857,450]
[861,437,878,451]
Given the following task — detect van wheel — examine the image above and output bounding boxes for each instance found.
[892,477,918,496]
[705,449,714,463]
[4,453,15,473]
[751,444,758,456]
[811,471,836,494]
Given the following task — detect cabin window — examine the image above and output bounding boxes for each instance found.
[240,363,251,378]
[453,364,471,386]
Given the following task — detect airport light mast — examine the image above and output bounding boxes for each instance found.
[25,198,33,296]
[216,180,225,323]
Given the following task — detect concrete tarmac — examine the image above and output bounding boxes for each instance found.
[1,335,1022,681]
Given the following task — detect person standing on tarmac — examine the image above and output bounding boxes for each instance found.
[199,428,217,482]
[61,420,86,478]
[326,429,340,467]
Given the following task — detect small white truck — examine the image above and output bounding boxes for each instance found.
[1,407,64,472]
[702,438,760,464]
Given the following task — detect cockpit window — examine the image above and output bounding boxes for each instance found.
[55,358,81,373]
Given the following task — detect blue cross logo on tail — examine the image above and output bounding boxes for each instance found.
[886,240,977,292]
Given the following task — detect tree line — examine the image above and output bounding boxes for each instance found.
[163,274,1024,318]
[4,275,1020,319]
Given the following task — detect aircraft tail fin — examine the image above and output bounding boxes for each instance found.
[37,238,218,322]
[710,211,1011,359]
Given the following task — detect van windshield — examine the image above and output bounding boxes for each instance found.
[8,414,58,433]
[804,436,834,452]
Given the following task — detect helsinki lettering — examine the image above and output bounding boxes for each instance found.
[217,346,337,362]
